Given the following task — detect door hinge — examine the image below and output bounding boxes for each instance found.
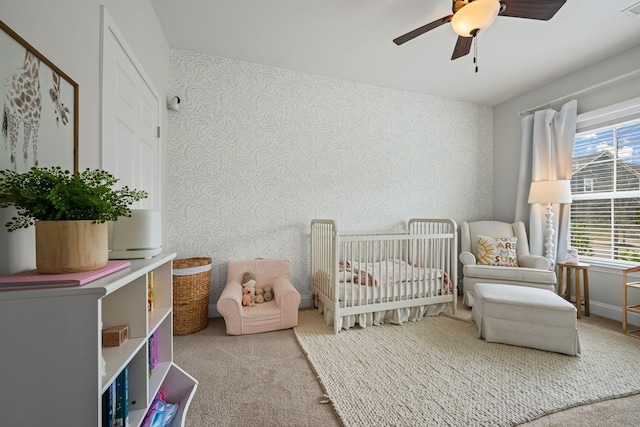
[157,126,161,138]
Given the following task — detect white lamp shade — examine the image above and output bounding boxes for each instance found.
[451,0,500,37]
[528,180,573,204]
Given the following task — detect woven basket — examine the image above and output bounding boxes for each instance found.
[172,257,212,335]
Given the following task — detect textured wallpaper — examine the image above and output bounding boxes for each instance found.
[167,48,493,311]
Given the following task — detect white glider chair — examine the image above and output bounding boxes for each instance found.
[460,220,557,307]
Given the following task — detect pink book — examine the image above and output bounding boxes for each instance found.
[0,260,131,290]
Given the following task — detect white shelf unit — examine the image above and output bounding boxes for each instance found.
[0,252,198,427]
[623,265,640,338]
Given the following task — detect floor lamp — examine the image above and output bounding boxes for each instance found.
[528,180,573,268]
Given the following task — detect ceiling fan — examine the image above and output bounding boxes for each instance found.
[393,0,567,62]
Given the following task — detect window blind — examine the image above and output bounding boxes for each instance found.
[570,118,640,262]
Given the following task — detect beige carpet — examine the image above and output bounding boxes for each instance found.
[294,309,640,427]
[173,316,340,427]
[173,308,640,427]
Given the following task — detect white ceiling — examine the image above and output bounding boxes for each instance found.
[151,0,640,106]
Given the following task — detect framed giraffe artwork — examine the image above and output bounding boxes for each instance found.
[0,20,78,173]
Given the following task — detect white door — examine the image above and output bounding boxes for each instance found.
[100,7,161,210]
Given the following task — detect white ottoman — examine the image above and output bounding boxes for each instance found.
[472,283,581,356]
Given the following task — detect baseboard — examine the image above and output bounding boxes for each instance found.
[208,304,221,318]
[208,297,640,328]
[300,294,313,309]
[585,300,640,328]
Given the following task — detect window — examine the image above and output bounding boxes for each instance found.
[570,115,640,263]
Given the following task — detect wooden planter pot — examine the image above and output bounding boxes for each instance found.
[35,220,109,274]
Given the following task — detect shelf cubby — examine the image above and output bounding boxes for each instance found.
[0,253,198,427]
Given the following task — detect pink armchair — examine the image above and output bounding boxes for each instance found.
[217,258,301,335]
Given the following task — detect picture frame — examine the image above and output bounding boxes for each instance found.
[0,20,78,173]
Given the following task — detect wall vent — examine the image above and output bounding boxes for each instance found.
[622,1,640,17]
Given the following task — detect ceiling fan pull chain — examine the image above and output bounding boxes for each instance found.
[474,34,478,73]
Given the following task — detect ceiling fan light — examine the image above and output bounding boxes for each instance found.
[451,0,500,37]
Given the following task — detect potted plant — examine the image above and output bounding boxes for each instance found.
[0,166,148,273]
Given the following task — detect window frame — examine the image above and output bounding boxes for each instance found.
[570,97,640,268]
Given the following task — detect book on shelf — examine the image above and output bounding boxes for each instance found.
[114,366,129,427]
[101,383,112,427]
[152,332,159,368]
[123,366,129,427]
[148,334,153,378]
[148,271,154,311]
[0,260,131,291]
[102,380,116,427]
[148,332,159,378]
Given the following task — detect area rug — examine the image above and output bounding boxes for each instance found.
[294,310,640,427]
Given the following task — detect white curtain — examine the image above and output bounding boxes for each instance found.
[515,99,578,264]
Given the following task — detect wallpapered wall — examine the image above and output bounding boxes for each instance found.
[167,48,493,310]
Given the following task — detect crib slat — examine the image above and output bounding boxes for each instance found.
[310,218,458,333]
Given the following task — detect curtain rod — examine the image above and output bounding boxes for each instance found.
[518,68,640,117]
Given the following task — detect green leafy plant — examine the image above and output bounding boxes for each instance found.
[0,167,148,231]
[620,248,640,263]
[570,223,594,257]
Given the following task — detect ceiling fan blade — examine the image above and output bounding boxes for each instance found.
[451,36,472,60]
[393,15,453,45]
[499,0,567,21]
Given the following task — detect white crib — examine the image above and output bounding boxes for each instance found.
[310,218,458,333]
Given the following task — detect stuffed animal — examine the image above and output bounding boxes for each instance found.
[242,272,257,306]
[241,287,252,306]
[242,272,255,285]
[255,288,264,304]
[263,285,273,302]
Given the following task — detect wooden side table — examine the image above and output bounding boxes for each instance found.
[622,265,640,338]
[557,261,590,318]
